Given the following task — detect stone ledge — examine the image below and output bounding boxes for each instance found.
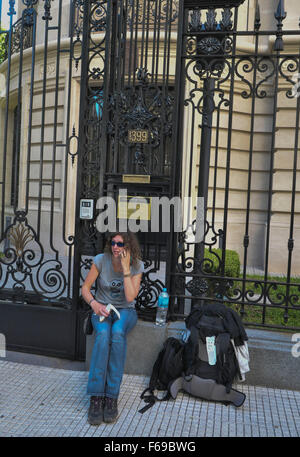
[86,321,300,391]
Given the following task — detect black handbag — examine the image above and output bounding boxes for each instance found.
[83,309,93,335]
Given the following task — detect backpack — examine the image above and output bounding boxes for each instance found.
[183,304,246,392]
[139,304,248,413]
[139,337,184,413]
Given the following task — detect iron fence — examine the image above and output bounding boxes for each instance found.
[169,0,300,331]
[0,0,299,357]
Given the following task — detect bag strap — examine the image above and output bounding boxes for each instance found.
[139,387,171,414]
[139,338,184,414]
[148,344,166,391]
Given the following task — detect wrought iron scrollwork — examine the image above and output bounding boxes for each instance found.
[42,0,52,21]
[0,212,67,302]
[187,6,234,78]
[279,57,300,99]
[107,67,174,174]
[135,261,164,315]
[4,12,35,59]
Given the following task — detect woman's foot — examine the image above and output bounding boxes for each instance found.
[88,396,105,425]
[103,397,119,423]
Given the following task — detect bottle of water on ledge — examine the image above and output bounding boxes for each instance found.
[156,288,169,326]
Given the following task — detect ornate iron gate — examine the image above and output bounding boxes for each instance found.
[0,0,181,360]
[75,0,180,330]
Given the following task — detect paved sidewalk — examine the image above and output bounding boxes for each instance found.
[0,360,299,438]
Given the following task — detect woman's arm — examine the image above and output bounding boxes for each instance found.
[123,272,142,303]
[81,264,110,318]
[120,249,143,302]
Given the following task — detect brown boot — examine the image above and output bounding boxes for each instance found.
[88,396,105,425]
[103,397,119,423]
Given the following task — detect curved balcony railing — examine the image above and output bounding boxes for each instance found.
[3,16,33,62]
[1,0,179,63]
[72,0,179,37]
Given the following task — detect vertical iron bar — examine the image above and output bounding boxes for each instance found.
[164,0,173,177]
[193,77,215,306]
[154,0,162,85]
[13,7,27,213]
[194,78,215,244]
[110,0,118,174]
[159,0,170,175]
[211,91,221,235]
[116,0,124,94]
[241,21,260,315]
[132,0,139,86]
[62,0,76,249]
[37,2,51,238]
[72,0,91,357]
[167,0,187,316]
[220,7,239,282]
[1,1,15,235]
[49,0,63,258]
[122,1,130,173]
[99,1,113,202]
[114,0,123,175]
[140,0,147,70]
[165,0,173,93]
[121,0,128,89]
[144,0,151,74]
[187,98,196,223]
[284,53,300,322]
[151,0,158,83]
[128,0,134,86]
[196,78,215,226]
[262,53,280,325]
[24,8,37,216]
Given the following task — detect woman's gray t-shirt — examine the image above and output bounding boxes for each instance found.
[93,253,144,308]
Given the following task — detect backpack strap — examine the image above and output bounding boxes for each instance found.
[148,344,166,391]
[138,342,172,414]
[139,388,171,414]
[183,325,199,375]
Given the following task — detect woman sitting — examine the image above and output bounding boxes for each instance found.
[82,231,144,425]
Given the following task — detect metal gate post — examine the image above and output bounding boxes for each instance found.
[194,77,215,261]
[72,0,92,360]
[197,78,215,220]
[193,77,215,306]
[170,0,247,315]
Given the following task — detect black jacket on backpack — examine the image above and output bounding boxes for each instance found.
[185,302,248,345]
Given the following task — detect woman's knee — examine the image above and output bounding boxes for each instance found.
[93,322,110,341]
[115,309,138,334]
[111,329,126,343]
[92,315,111,337]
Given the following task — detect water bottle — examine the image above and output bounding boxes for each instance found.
[156,288,169,326]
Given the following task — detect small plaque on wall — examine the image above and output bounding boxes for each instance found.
[122,174,150,184]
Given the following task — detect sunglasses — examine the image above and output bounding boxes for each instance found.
[111,241,125,247]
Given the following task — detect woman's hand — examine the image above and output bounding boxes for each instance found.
[91,300,110,318]
[120,248,131,274]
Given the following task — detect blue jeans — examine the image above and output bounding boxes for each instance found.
[87,308,138,398]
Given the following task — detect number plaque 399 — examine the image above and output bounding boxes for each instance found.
[128,129,149,143]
